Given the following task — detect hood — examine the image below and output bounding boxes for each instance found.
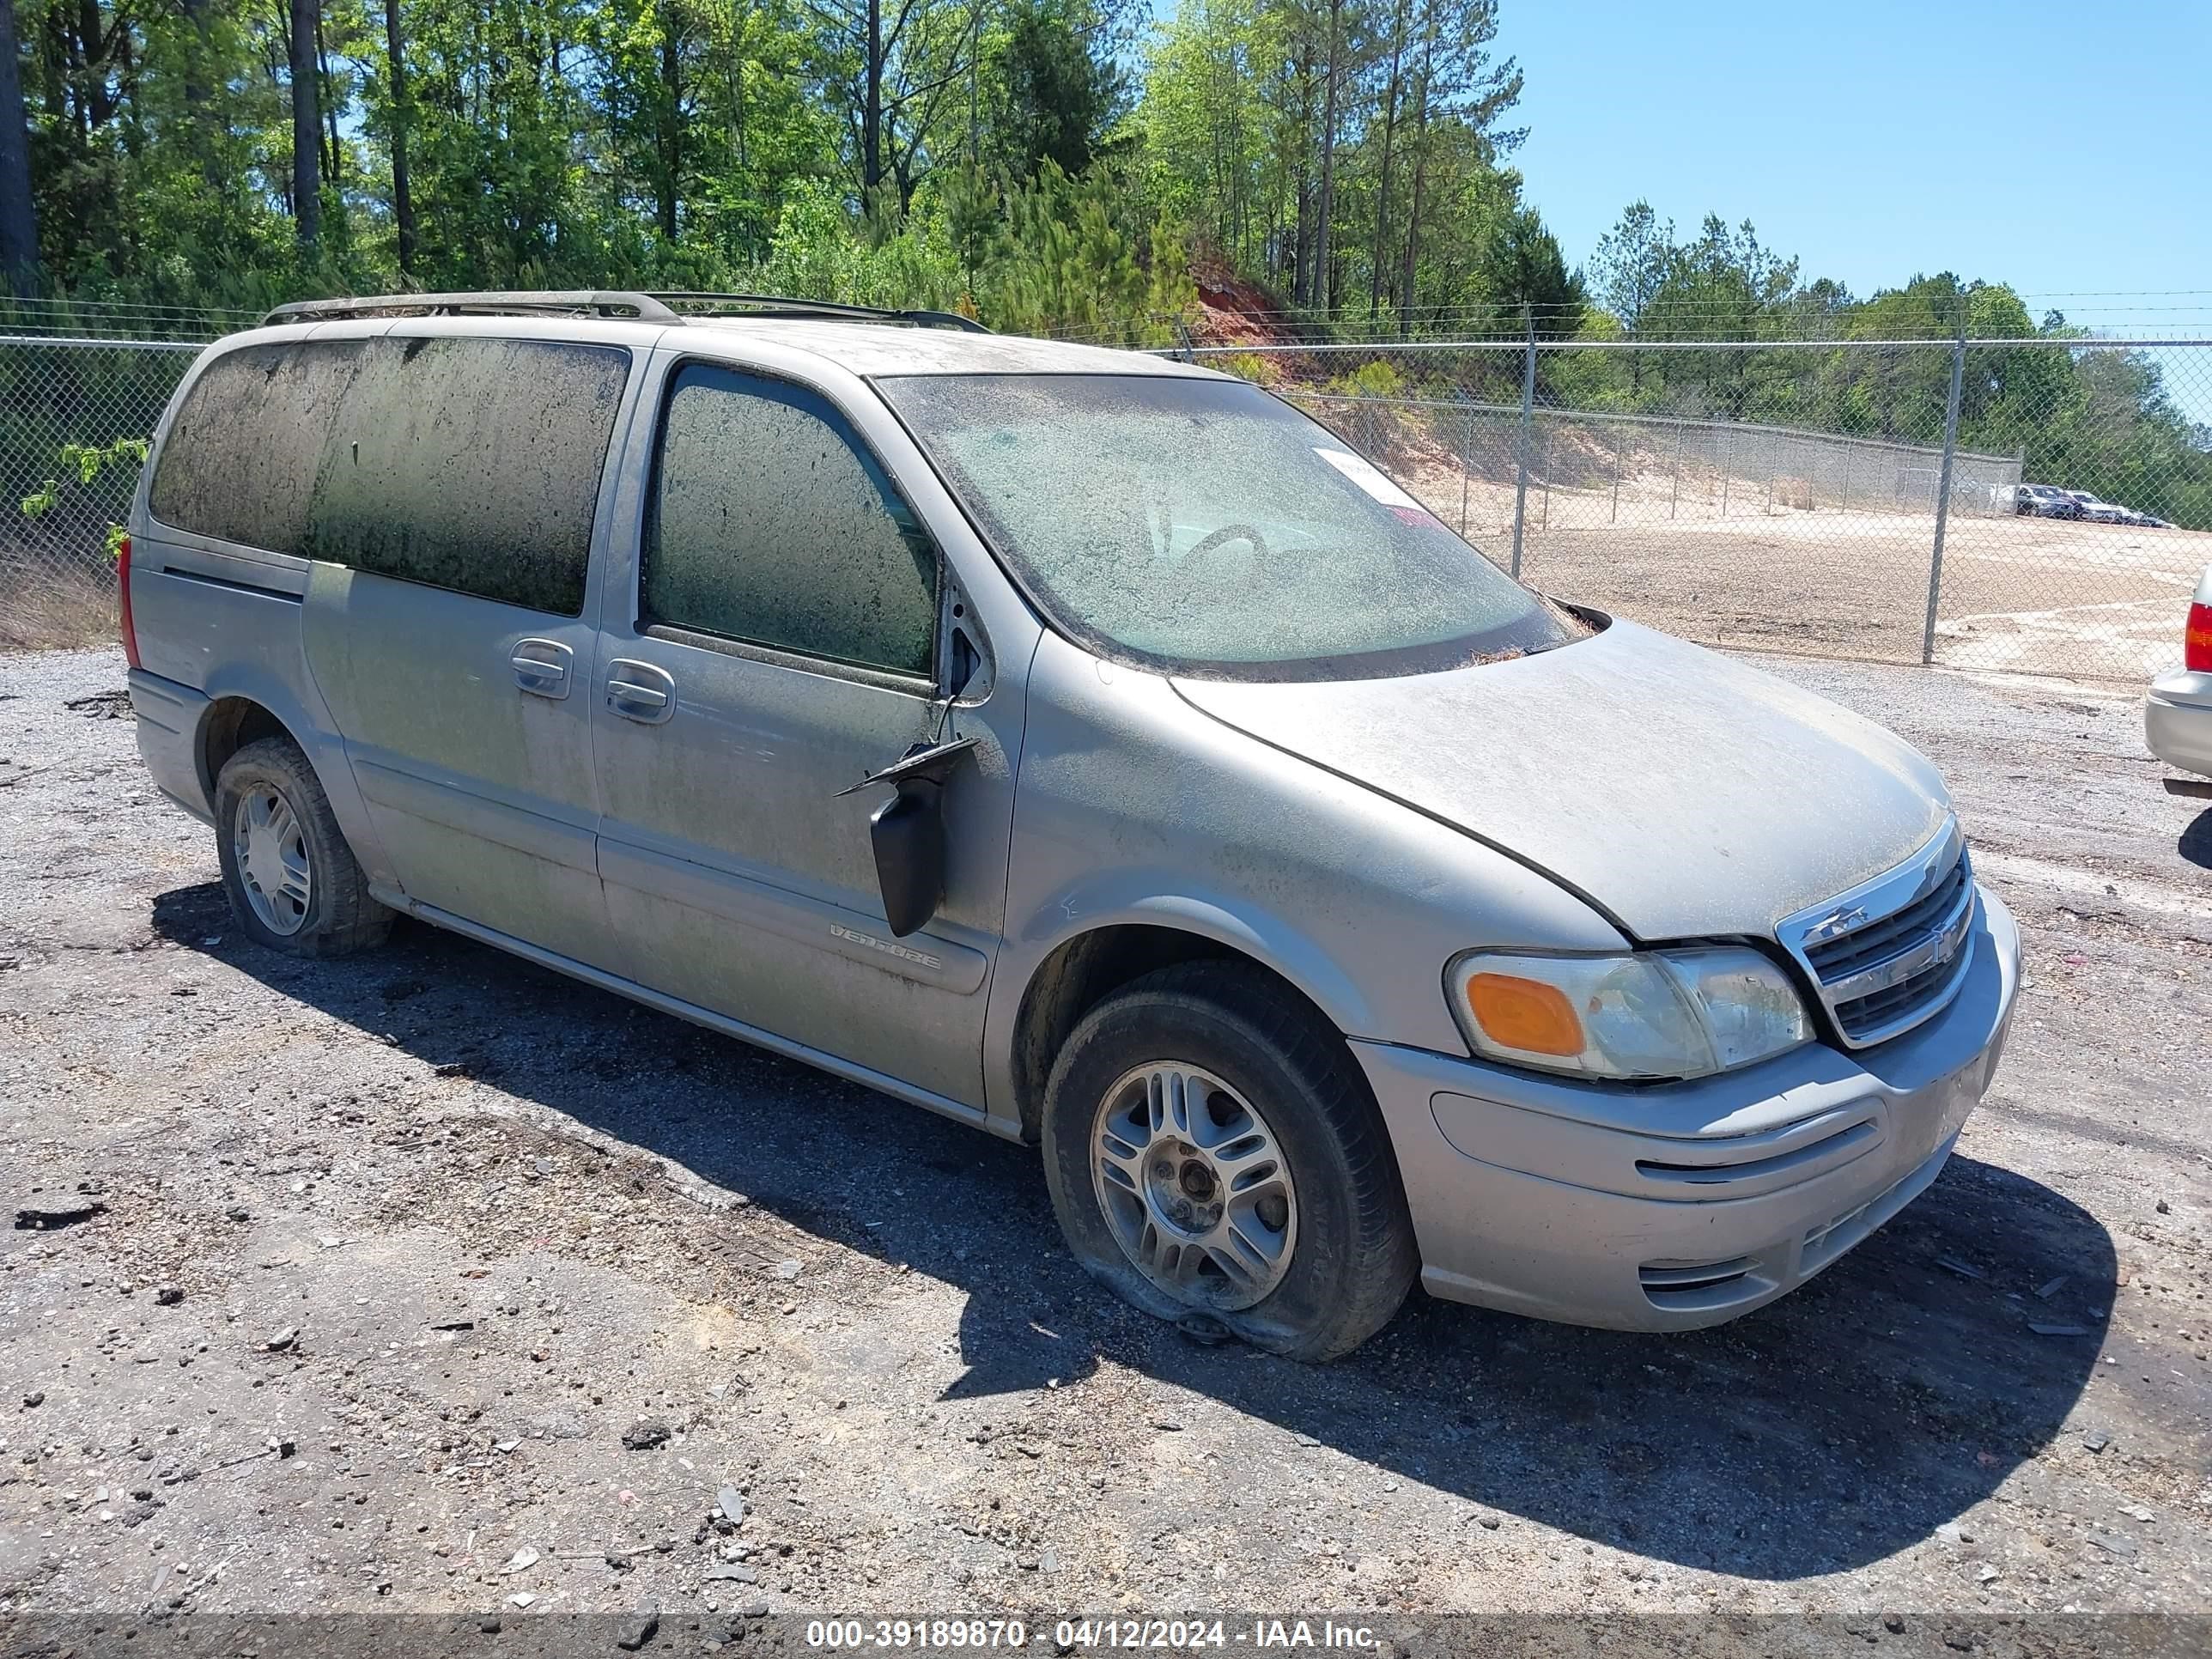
[1171,617,1951,942]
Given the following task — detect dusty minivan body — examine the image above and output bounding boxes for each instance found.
[122,293,2021,1359]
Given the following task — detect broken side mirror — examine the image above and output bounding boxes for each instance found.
[836,736,979,937]
[868,786,946,939]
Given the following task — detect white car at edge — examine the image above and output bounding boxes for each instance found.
[2146,565,2212,781]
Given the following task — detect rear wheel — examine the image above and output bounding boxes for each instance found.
[214,736,392,957]
[1041,962,1417,1360]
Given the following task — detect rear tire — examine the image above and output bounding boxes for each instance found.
[214,735,392,957]
[1041,962,1417,1361]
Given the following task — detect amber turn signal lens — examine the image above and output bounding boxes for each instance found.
[1463,972,1584,1057]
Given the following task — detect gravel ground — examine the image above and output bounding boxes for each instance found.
[0,645,2207,1629]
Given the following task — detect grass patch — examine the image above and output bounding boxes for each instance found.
[0,561,118,652]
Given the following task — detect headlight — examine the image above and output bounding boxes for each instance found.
[1445,946,1814,1081]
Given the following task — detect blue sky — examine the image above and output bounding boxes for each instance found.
[1490,0,2210,326]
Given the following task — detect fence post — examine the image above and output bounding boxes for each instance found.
[1669,423,1682,519]
[1921,314,1968,665]
[1458,405,1472,538]
[1510,305,1534,580]
[1610,426,1624,523]
[1542,430,1553,527]
[1720,426,1731,518]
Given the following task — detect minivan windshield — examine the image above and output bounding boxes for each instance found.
[878,372,1584,680]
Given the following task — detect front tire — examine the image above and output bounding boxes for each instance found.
[214,735,392,957]
[1041,963,1417,1361]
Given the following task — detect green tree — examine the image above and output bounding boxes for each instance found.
[993,0,1125,179]
[289,0,324,245]
[802,0,981,211]
[0,0,38,292]
[1476,204,1581,336]
[1382,0,1517,325]
[1587,199,1670,391]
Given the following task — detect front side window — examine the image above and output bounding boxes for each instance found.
[642,364,938,678]
[878,372,1585,681]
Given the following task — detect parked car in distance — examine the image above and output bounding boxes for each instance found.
[2146,565,2212,782]
[121,290,2022,1360]
[2015,483,2082,519]
[2052,493,2141,526]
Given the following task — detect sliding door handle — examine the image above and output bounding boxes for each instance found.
[512,638,573,700]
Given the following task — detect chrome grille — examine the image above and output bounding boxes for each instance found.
[1778,820,1978,1049]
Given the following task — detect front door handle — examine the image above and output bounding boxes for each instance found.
[606,659,677,725]
[512,638,573,700]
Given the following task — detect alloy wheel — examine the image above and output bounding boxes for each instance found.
[1090,1062,1298,1312]
[233,784,311,936]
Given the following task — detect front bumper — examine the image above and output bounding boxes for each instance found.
[1351,884,2021,1332]
[2147,665,2212,780]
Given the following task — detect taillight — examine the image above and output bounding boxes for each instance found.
[118,534,141,670]
[2188,601,2212,674]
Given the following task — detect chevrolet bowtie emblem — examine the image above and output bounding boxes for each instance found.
[1805,904,1869,943]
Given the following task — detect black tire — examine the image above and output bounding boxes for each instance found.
[1041,962,1418,1361]
[213,735,392,957]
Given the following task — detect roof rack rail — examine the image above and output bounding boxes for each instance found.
[642,292,991,333]
[263,290,682,326]
[261,289,992,333]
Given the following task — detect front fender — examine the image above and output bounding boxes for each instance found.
[976,634,1628,1137]
[1012,878,1382,1041]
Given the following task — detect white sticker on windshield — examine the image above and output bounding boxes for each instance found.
[1315,446,1422,510]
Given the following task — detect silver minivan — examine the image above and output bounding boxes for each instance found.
[122,291,2021,1359]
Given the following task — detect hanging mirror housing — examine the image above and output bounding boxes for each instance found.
[836,736,980,937]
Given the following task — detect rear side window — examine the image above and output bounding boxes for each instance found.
[642,364,937,677]
[150,341,366,555]
[306,337,629,615]
[149,334,629,617]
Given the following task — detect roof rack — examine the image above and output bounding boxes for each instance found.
[646,292,990,332]
[261,289,991,333]
[264,290,682,325]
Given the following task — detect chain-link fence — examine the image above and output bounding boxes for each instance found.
[1188,334,2212,682]
[1295,394,2021,528]
[0,332,202,647]
[3,323,2208,680]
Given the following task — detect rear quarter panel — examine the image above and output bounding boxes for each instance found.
[125,328,392,882]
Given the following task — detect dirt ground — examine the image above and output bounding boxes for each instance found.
[1,645,2209,1638]
[1521,506,2206,686]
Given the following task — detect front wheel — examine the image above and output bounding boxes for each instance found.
[1041,963,1417,1361]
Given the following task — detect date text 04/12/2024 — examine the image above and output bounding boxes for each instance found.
[803,1620,1383,1650]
